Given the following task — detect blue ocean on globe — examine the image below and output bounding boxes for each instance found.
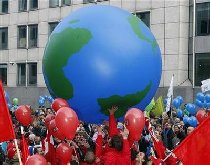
[42,5,162,123]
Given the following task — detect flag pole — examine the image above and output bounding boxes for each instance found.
[14,138,23,165]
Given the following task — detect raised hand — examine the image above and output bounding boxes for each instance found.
[108,106,118,115]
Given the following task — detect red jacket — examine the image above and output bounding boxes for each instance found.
[96,133,131,165]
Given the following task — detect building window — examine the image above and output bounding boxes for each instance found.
[28,63,37,85]
[49,22,59,36]
[195,53,210,86]
[196,2,210,36]
[62,0,71,5]
[0,27,8,50]
[49,0,59,7]
[17,25,38,49]
[28,25,38,48]
[0,64,7,85]
[29,0,38,10]
[18,26,27,48]
[19,0,27,12]
[0,0,8,13]
[17,63,37,86]
[135,11,150,28]
[17,63,26,86]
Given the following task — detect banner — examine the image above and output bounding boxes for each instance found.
[152,96,164,117]
[0,81,15,142]
[174,115,210,165]
[165,75,174,112]
[145,98,155,117]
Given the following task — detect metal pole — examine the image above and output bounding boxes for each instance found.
[192,0,196,88]
[14,139,23,165]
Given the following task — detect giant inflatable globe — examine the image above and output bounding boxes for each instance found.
[43,5,162,123]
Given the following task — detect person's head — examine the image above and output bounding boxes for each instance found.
[164,123,171,129]
[174,125,180,133]
[84,151,95,164]
[175,118,181,124]
[155,124,162,132]
[187,126,194,135]
[109,135,123,151]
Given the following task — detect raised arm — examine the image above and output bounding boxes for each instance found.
[108,106,120,137]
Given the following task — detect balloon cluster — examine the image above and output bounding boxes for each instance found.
[38,95,54,107]
[45,98,78,162]
[171,96,198,127]
[170,92,210,127]
[195,92,210,109]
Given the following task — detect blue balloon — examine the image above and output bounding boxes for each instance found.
[176,109,183,118]
[183,116,190,125]
[47,96,54,103]
[196,92,205,102]
[205,93,210,103]
[188,116,197,127]
[163,98,167,105]
[195,99,203,108]
[176,96,184,104]
[39,99,45,106]
[186,103,196,115]
[42,5,162,123]
[203,101,208,109]
[172,98,181,109]
[207,103,210,109]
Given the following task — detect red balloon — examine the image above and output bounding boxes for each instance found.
[15,105,32,126]
[56,143,73,163]
[124,108,145,141]
[51,98,69,112]
[196,109,208,124]
[45,114,55,128]
[55,107,79,140]
[48,119,65,140]
[26,154,47,165]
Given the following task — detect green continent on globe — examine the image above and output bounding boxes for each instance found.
[128,15,158,50]
[98,81,152,117]
[43,27,92,99]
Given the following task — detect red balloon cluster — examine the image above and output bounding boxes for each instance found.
[26,154,47,165]
[51,98,69,112]
[46,98,79,141]
[15,105,32,126]
[196,109,208,124]
[55,107,79,140]
[56,143,73,163]
[124,108,145,141]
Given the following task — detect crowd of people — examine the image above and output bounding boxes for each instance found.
[0,104,196,165]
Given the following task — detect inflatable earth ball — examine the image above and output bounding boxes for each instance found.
[42,5,162,123]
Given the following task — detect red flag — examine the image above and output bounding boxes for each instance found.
[174,115,210,165]
[21,134,29,164]
[0,80,15,142]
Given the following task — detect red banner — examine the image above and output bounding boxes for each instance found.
[174,115,210,165]
[0,81,15,142]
